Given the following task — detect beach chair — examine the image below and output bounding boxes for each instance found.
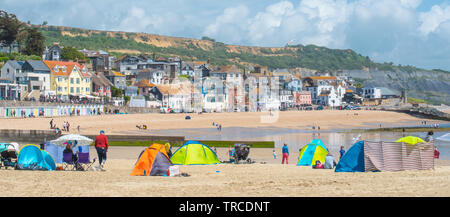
[77,152,96,171]
[62,152,76,171]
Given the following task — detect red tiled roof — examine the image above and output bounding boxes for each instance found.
[43,60,90,77]
[308,76,337,80]
[135,79,155,88]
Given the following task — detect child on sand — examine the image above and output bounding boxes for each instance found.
[339,146,345,160]
[273,150,277,159]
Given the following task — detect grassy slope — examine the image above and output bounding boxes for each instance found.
[36,25,438,73]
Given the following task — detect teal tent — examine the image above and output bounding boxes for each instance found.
[335,141,365,172]
[17,145,56,171]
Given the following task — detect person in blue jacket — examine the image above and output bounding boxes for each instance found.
[282,144,289,164]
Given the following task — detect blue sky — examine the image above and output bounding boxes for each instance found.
[1,0,450,71]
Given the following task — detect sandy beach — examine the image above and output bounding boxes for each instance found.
[0,146,449,197]
[0,110,441,135]
[0,110,449,197]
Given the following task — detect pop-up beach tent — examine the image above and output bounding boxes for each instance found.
[335,138,434,172]
[16,145,56,171]
[170,141,220,165]
[131,143,173,176]
[335,141,365,172]
[44,142,90,164]
[297,139,329,166]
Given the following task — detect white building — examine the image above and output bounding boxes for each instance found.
[154,82,195,113]
[317,88,341,107]
[362,85,382,99]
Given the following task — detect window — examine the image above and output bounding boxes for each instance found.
[70,87,74,93]
[86,87,90,92]
[58,77,62,82]
[76,78,80,84]
[76,87,80,93]
[58,87,62,92]
[86,78,90,83]
[70,78,74,84]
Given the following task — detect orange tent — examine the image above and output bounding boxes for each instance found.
[131,143,173,176]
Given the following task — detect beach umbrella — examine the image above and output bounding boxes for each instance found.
[50,134,93,148]
[395,136,425,145]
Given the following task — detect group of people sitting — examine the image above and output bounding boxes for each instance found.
[61,130,109,171]
[63,141,83,171]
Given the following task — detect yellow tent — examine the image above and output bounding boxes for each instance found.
[395,136,425,145]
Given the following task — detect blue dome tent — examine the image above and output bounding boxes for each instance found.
[335,141,365,172]
[17,145,56,171]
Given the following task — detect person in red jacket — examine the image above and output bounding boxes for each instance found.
[95,130,109,170]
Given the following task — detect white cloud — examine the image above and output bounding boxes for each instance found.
[203,4,250,44]
[1,0,450,70]
[418,5,450,35]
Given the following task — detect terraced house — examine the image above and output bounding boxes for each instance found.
[43,61,91,100]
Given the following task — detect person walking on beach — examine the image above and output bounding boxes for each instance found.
[95,130,109,171]
[67,121,70,132]
[63,121,67,131]
[282,144,289,164]
[50,119,54,129]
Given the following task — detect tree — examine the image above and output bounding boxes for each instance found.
[61,46,87,61]
[201,36,215,43]
[111,86,123,98]
[0,10,24,53]
[23,27,45,56]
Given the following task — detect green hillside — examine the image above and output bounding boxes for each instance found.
[36,25,434,73]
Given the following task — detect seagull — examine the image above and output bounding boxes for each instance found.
[352,134,361,143]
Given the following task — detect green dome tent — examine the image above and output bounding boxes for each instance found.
[170,141,220,165]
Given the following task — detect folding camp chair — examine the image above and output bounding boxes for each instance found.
[62,152,76,171]
[77,152,96,171]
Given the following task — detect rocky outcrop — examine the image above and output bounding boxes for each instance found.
[343,69,450,105]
